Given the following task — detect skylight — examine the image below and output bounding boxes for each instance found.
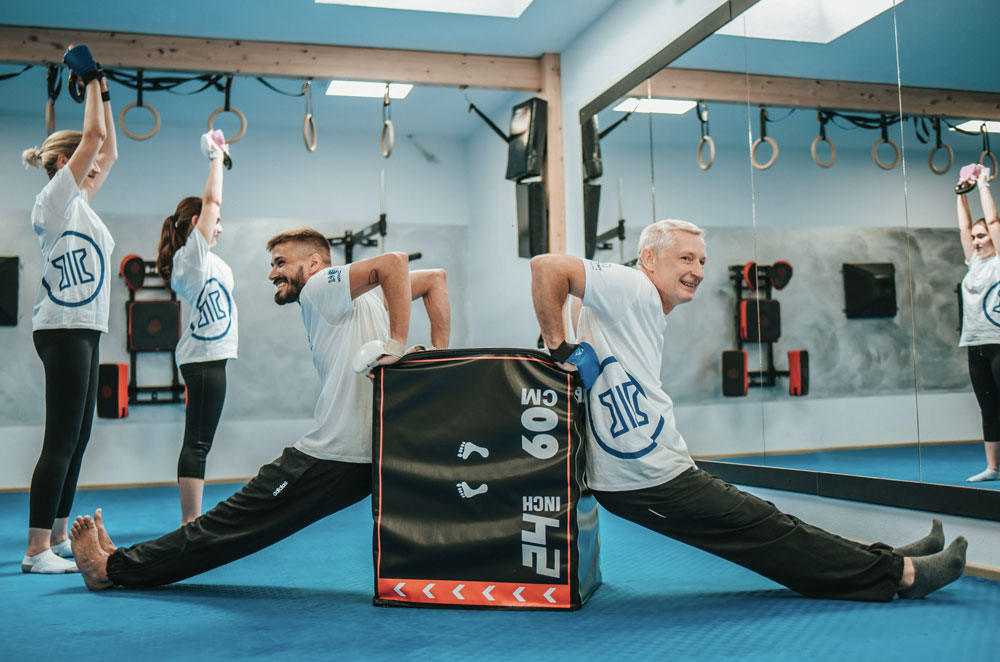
[314,0,534,18]
[325,81,413,98]
[716,0,905,44]
[613,98,697,115]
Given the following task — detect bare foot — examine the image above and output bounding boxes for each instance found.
[93,508,117,555]
[69,515,112,590]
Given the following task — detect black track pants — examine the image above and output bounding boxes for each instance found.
[106,447,371,588]
[594,467,904,602]
[178,359,228,480]
[29,329,101,529]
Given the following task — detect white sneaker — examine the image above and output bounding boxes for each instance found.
[22,549,79,574]
[50,539,73,558]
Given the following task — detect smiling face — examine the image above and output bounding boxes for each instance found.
[268,242,315,305]
[639,231,707,314]
[971,221,995,258]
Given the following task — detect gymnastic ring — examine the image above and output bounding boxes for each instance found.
[118,101,161,141]
[381,119,394,158]
[810,135,836,168]
[928,143,953,175]
[697,135,715,171]
[979,151,998,181]
[751,136,778,170]
[208,106,247,143]
[45,99,55,136]
[872,138,899,170]
[303,113,317,152]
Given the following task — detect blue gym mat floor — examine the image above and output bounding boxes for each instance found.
[715,441,1000,489]
[3,481,999,661]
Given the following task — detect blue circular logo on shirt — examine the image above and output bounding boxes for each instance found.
[982,280,1000,328]
[41,230,105,308]
[191,277,233,341]
[586,356,664,459]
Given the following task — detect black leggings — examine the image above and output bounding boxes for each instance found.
[968,344,1000,441]
[178,359,228,480]
[30,329,101,529]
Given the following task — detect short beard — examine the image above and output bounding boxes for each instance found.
[273,269,306,305]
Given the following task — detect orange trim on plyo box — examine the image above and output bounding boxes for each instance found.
[377,578,573,609]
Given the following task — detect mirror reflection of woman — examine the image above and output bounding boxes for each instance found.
[957,165,1000,482]
[156,131,238,524]
[20,45,117,573]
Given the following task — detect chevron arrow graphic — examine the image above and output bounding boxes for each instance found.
[422,583,436,599]
[453,584,465,600]
[393,582,406,597]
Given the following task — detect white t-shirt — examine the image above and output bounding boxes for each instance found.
[575,260,696,491]
[293,266,389,462]
[960,252,1000,347]
[171,229,239,366]
[30,167,115,332]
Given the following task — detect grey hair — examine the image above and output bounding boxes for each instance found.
[637,219,705,260]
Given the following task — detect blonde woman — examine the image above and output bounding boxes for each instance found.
[956,164,1000,482]
[20,45,117,573]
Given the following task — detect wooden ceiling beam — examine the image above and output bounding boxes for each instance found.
[0,25,543,91]
[627,68,1000,120]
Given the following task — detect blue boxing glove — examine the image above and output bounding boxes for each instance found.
[63,45,102,85]
[549,341,600,389]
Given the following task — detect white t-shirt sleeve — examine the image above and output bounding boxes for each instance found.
[301,266,354,322]
[34,168,80,237]
[582,260,643,322]
[170,229,210,302]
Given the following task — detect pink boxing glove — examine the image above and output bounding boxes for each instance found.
[200,130,233,170]
[210,130,230,155]
[956,163,981,194]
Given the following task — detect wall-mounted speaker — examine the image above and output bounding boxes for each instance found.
[516,181,548,258]
[843,262,896,318]
[97,363,128,418]
[505,97,547,182]
[128,300,180,351]
[583,183,601,259]
[581,115,603,182]
[0,256,18,326]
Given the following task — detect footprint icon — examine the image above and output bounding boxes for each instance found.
[457,481,488,499]
[457,441,490,460]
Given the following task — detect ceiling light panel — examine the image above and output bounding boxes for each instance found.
[326,81,414,98]
[613,98,697,115]
[315,0,534,18]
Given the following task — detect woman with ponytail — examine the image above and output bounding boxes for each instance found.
[20,45,117,574]
[156,130,238,524]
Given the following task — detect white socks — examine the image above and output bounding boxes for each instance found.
[21,548,79,574]
[50,539,73,558]
[966,468,1000,482]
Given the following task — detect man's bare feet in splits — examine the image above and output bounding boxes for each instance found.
[69,515,112,590]
[93,508,117,555]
